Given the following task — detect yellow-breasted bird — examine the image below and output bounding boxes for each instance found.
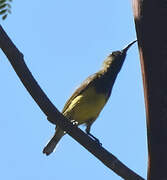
[43,40,137,155]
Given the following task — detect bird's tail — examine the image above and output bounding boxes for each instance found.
[43,128,65,155]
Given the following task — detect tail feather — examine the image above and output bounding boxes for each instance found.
[43,128,64,155]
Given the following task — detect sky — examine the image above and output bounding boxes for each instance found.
[0,0,147,179]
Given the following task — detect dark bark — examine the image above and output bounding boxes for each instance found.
[132,0,167,179]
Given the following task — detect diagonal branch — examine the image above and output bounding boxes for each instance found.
[0,25,144,180]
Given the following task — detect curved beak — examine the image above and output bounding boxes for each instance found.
[121,40,137,53]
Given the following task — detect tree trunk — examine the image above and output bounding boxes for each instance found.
[132,0,167,179]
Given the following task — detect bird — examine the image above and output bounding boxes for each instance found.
[43,40,137,155]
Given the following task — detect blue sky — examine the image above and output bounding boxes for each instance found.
[0,0,147,179]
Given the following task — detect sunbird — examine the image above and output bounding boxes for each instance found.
[43,40,137,155]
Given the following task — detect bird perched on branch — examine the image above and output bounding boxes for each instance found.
[43,40,137,155]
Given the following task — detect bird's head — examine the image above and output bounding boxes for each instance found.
[102,40,137,73]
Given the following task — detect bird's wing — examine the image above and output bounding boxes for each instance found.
[62,73,98,113]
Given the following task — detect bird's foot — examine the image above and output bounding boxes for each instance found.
[87,132,102,146]
[70,120,79,126]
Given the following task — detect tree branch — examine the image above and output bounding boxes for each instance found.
[132,0,167,179]
[0,25,144,180]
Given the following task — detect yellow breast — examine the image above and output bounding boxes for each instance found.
[63,87,107,124]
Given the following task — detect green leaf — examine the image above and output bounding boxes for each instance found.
[2,13,7,19]
[7,3,11,8]
[0,3,7,9]
[0,9,7,15]
[0,0,6,4]
[7,8,11,14]
[0,0,12,20]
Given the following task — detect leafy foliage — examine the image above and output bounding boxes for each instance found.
[0,0,12,20]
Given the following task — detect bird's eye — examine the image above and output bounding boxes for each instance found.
[112,51,121,57]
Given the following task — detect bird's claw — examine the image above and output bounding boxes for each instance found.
[70,120,79,126]
[87,132,102,146]
[93,137,102,146]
